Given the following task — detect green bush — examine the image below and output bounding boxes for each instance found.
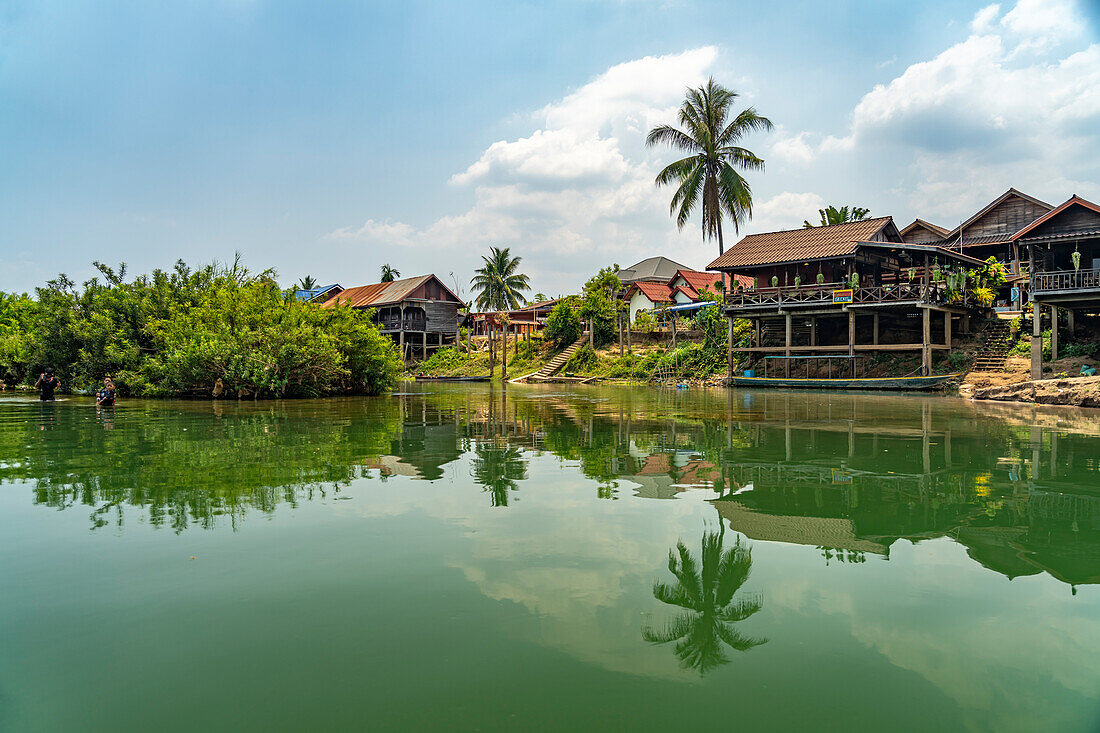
[948,351,969,369]
[633,310,657,333]
[563,343,597,372]
[544,299,581,348]
[1060,341,1100,359]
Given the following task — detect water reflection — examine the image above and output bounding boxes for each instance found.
[643,525,765,675]
[1,385,1098,588]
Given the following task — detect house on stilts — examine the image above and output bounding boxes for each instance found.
[707,217,989,379]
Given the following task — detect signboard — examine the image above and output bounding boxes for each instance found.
[832,289,854,304]
[1010,286,1020,302]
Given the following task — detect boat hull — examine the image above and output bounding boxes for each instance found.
[728,374,958,391]
[414,376,491,382]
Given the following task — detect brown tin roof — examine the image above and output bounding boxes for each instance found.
[322,274,463,309]
[707,217,896,270]
[1011,195,1100,241]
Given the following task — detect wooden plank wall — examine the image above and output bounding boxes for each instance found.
[964,195,1050,239]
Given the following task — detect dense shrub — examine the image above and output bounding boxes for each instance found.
[544,299,582,348]
[632,310,657,333]
[0,259,401,397]
[563,343,597,372]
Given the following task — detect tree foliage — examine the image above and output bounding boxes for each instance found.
[0,259,401,397]
[647,77,773,256]
[543,298,582,348]
[580,266,624,347]
[803,205,871,228]
[470,246,530,311]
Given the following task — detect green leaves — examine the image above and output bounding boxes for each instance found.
[470,246,530,312]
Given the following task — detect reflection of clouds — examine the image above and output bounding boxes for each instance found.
[765,538,1100,733]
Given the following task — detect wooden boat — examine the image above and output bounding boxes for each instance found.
[414,375,491,382]
[728,373,959,391]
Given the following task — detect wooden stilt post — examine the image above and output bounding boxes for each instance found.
[619,313,623,356]
[810,317,817,346]
[872,313,879,347]
[671,315,676,347]
[784,312,792,358]
[1050,305,1059,362]
[848,310,855,357]
[1031,303,1042,379]
[727,317,734,379]
[943,310,952,350]
[922,307,932,376]
[1068,309,1075,334]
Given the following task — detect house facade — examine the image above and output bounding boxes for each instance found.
[322,274,464,361]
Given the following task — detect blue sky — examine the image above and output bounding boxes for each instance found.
[2,0,1098,297]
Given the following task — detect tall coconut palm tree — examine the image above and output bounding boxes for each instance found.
[642,524,766,674]
[803,205,871,228]
[646,78,773,266]
[471,246,530,379]
[380,264,400,282]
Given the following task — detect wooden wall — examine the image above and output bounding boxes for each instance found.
[964,194,1050,239]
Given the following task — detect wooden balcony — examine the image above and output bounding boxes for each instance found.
[379,318,428,332]
[724,281,958,311]
[1031,269,1100,294]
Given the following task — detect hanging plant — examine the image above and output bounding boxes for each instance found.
[1072,245,1082,271]
[906,267,915,282]
[794,275,802,287]
[849,272,859,289]
[932,262,942,282]
[771,275,779,287]
[816,272,825,285]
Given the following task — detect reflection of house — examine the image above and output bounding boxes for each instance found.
[712,498,891,556]
[623,452,719,499]
[323,274,464,361]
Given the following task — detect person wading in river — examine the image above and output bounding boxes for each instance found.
[96,376,116,407]
[35,368,60,401]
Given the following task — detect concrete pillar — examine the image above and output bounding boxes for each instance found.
[872,313,879,346]
[1068,309,1076,334]
[785,312,792,358]
[922,308,932,376]
[1031,304,1042,379]
[943,311,952,349]
[1050,305,1059,362]
[810,317,817,346]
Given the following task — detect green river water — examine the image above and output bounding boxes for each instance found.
[1,385,1098,732]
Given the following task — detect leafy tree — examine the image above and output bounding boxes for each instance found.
[470,246,530,311]
[647,78,773,262]
[580,266,624,347]
[802,205,870,228]
[643,526,766,674]
[380,264,400,282]
[298,275,318,290]
[543,298,582,349]
[533,292,548,302]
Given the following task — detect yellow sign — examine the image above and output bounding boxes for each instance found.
[832,289,854,303]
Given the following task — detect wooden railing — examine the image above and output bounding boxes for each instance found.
[724,280,954,309]
[379,317,428,331]
[1031,269,1100,292]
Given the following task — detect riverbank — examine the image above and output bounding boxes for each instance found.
[969,374,1100,408]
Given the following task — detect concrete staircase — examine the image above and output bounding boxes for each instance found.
[529,335,589,380]
[971,319,1016,371]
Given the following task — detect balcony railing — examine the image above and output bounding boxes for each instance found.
[1031,269,1100,292]
[379,318,427,331]
[724,281,955,309]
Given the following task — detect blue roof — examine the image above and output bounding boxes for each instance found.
[294,284,341,302]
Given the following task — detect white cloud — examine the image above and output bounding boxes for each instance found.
[1001,0,1082,48]
[971,3,1002,33]
[326,47,743,293]
[748,192,826,233]
[770,131,816,164]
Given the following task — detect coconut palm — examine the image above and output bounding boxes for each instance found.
[643,524,765,674]
[297,275,318,291]
[470,441,527,507]
[380,264,400,282]
[803,205,871,228]
[470,246,530,311]
[646,78,773,261]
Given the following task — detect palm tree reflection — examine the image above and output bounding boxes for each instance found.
[643,525,766,674]
[470,441,527,507]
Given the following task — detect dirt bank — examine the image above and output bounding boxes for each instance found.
[971,374,1100,408]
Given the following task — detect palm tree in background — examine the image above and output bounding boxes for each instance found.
[380,264,400,282]
[297,275,318,291]
[643,524,766,674]
[803,205,871,228]
[646,78,773,267]
[470,441,527,507]
[471,246,530,380]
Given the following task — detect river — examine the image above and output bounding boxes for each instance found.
[1,385,1098,732]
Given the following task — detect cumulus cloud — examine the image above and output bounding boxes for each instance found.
[327,47,743,292]
[748,192,826,233]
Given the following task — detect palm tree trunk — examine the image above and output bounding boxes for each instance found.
[717,217,728,293]
[501,322,508,380]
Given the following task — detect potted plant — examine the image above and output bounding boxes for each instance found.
[1072,245,1082,271]
[794,275,802,287]
[771,275,779,288]
[816,272,825,285]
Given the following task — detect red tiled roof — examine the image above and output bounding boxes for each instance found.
[673,284,698,299]
[672,269,722,293]
[708,217,896,270]
[628,280,674,303]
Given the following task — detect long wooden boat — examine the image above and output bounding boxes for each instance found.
[728,373,960,391]
[414,375,491,382]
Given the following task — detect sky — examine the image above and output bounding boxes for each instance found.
[2,0,1099,299]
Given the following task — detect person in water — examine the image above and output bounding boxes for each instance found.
[96,376,116,407]
[35,368,60,401]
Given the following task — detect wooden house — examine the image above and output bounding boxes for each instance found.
[899,219,949,245]
[707,217,988,377]
[1011,195,1100,377]
[322,274,464,361]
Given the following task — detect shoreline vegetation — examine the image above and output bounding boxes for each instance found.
[0,259,402,398]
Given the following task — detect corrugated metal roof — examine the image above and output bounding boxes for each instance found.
[708,217,894,270]
[323,275,437,308]
[1013,195,1100,241]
